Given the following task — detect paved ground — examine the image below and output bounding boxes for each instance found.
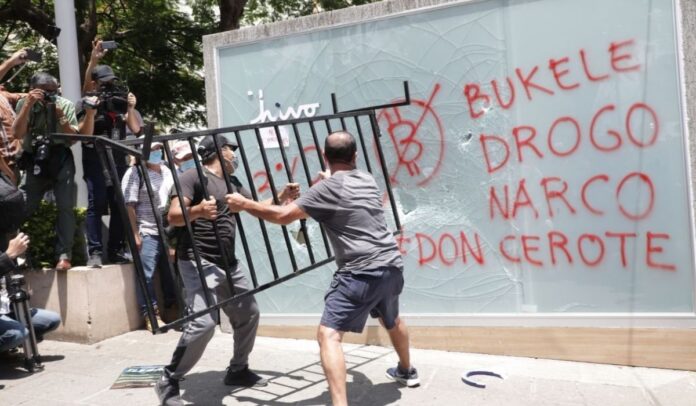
[0,330,695,405]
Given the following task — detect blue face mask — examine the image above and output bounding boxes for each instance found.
[232,156,239,172]
[149,150,163,164]
[178,159,195,173]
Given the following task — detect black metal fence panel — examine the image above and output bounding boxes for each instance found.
[53,83,409,333]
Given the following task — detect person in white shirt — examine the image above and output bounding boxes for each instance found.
[121,142,177,331]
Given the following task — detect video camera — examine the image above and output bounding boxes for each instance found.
[40,89,58,103]
[85,80,130,115]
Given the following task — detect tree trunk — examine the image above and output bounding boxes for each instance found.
[0,0,56,42]
[219,0,248,31]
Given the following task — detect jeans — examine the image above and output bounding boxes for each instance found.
[82,147,127,256]
[22,151,76,261]
[136,235,177,314]
[0,308,61,352]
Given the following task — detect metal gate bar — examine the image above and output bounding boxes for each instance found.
[253,126,297,275]
[231,129,275,287]
[271,122,311,270]
[307,120,333,258]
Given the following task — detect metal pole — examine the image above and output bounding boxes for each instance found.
[54,0,87,207]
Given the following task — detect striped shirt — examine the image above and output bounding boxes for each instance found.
[121,164,173,236]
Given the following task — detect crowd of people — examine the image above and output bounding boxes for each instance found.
[0,41,165,355]
[0,48,65,359]
[1,42,420,406]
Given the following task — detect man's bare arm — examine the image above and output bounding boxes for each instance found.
[226,193,308,225]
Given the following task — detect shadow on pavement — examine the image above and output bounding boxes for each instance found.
[184,345,402,405]
[0,352,65,380]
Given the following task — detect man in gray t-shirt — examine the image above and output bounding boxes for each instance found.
[226,131,420,406]
[295,168,403,276]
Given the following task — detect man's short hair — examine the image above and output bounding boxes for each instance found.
[324,131,357,165]
[28,72,58,89]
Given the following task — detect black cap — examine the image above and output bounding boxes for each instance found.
[91,65,116,82]
[197,134,238,161]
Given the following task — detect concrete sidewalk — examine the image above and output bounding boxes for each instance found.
[0,330,694,405]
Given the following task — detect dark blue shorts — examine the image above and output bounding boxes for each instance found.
[320,266,404,333]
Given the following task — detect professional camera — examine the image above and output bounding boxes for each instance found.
[16,129,53,174]
[32,136,51,162]
[41,89,58,103]
[87,80,130,115]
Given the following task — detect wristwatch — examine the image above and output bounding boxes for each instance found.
[58,116,69,126]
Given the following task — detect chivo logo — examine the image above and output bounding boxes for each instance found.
[248,89,320,124]
[248,89,321,149]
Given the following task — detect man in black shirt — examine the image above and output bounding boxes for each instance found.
[155,134,298,406]
[80,54,142,267]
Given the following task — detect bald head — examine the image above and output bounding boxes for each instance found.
[324,131,357,166]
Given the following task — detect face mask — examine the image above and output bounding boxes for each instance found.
[149,150,163,164]
[232,156,239,172]
[178,159,195,173]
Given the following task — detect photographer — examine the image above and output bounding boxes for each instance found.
[12,72,78,271]
[0,233,61,354]
[0,49,30,183]
[80,40,141,268]
[0,97,61,356]
[0,151,60,355]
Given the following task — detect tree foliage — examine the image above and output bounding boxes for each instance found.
[0,0,377,128]
[243,0,375,24]
[22,201,87,268]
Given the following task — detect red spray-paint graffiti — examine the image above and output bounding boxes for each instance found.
[253,145,323,194]
[377,84,445,187]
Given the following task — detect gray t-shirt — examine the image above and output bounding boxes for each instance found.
[295,169,402,274]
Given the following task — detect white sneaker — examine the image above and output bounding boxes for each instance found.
[386,364,420,387]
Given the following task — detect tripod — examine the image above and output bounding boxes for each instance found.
[7,274,43,372]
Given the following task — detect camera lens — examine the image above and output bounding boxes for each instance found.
[42,90,57,103]
[36,143,49,161]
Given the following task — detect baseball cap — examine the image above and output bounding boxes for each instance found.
[171,140,193,160]
[197,134,238,161]
[91,64,116,82]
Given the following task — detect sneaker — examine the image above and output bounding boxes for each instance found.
[224,365,268,387]
[144,309,166,333]
[386,363,420,387]
[108,250,130,264]
[155,373,184,406]
[87,253,102,268]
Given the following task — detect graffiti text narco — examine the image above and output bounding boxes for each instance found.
[455,38,675,272]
